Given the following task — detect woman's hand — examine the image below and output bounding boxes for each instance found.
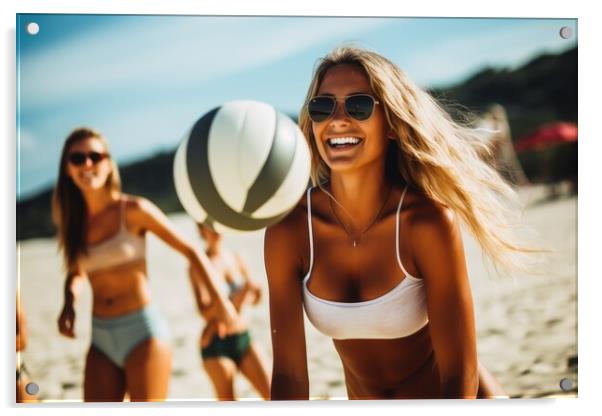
[58,271,84,339]
[57,304,76,338]
[203,296,240,337]
[200,321,218,348]
[246,281,262,305]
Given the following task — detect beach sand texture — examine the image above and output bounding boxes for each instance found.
[17,186,577,401]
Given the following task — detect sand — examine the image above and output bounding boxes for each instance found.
[16,184,577,401]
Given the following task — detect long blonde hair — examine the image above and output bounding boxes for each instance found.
[299,45,534,273]
[52,127,121,271]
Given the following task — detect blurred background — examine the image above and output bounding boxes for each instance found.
[16,15,577,401]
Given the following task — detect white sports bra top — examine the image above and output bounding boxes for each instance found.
[302,186,429,340]
[79,199,146,273]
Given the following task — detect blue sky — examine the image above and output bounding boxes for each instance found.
[16,15,577,199]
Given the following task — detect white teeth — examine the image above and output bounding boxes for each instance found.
[328,137,361,146]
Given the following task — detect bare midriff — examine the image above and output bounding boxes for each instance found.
[333,323,441,399]
[87,259,151,317]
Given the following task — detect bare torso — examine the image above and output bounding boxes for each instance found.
[302,186,441,398]
[83,199,151,317]
[189,249,250,343]
[87,261,150,317]
[334,327,439,399]
[204,252,249,331]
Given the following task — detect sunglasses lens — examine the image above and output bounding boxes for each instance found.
[89,152,104,163]
[345,95,374,121]
[68,152,106,165]
[68,153,86,165]
[308,97,335,122]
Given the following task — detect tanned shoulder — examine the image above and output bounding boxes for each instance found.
[265,196,310,279]
[406,191,456,236]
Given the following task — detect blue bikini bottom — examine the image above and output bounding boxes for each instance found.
[91,304,170,368]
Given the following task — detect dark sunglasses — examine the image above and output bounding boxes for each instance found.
[307,94,380,123]
[68,151,109,166]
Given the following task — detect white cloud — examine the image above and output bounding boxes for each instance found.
[19,16,389,109]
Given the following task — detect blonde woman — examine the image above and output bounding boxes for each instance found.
[189,223,270,400]
[265,46,524,399]
[53,127,236,402]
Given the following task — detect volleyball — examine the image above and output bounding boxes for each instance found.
[173,100,311,233]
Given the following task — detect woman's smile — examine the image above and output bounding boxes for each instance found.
[324,135,365,158]
[312,64,389,172]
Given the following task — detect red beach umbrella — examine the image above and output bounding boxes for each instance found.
[515,122,578,152]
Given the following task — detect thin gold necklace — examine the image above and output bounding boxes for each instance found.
[328,185,392,247]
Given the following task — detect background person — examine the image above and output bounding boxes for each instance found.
[189,223,270,400]
[53,127,236,401]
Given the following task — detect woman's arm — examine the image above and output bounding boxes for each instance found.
[233,253,262,307]
[264,213,309,400]
[16,289,27,351]
[411,202,478,399]
[57,266,86,338]
[130,197,237,326]
[200,320,218,348]
[188,264,213,317]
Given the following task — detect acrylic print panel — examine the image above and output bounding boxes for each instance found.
[16,14,577,402]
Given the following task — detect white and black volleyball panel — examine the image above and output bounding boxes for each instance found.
[173,100,311,233]
[174,125,210,224]
[208,100,278,214]
[251,114,311,219]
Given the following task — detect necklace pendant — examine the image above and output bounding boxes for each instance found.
[353,240,357,247]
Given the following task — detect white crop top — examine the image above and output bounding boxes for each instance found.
[302,186,429,340]
[78,199,146,273]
